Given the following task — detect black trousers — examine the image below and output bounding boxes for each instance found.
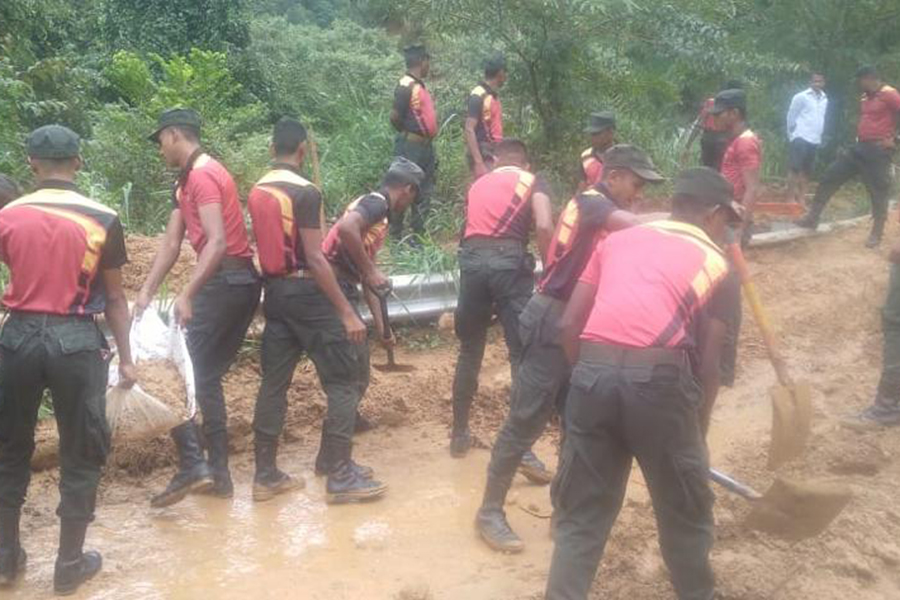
[700,130,729,172]
[485,293,568,501]
[253,278,369,449]
[391,135,436,240]
[0,314,110,523]
[809,142,894,226]
[546,345,715,600]
[186,267,261,439]
[451,241,535,432]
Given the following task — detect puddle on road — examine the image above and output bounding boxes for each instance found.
[10,426,556,600]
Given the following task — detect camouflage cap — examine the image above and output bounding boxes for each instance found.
[148,108,202,142]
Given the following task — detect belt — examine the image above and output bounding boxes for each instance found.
[402,131,433,145]
[284,269,314,279]
[579,342,686,368]
[220,255,254,271]
[461,236,527,251]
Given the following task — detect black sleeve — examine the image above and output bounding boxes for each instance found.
[706,270,741,324]
[352,194,389,226]
[293,186,323,229]
[577,195,618,229]
[100,218,128,270]
[393,84,411,117]
[467,93,483,120]
[531,175,552,197]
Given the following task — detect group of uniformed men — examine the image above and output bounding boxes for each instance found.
[0,42,897,600]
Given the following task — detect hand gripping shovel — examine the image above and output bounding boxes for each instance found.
[371,285,416,373]
[710,468,851,541]
[729,244,813,469]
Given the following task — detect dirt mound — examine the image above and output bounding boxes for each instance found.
[123,235,195,296]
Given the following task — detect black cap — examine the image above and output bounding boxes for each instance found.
[856,65,878,78]
[26,125,81,159]
[709,89,746,115]
[148,108,202,142]
[584,111,616,134]
[673,167,743,220]
[484,52,507,74]
[403,44,429,63]
[386,156,425,187]
[602,144,664,182]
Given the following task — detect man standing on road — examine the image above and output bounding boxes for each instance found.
[136,109,262,507]
[449,139,554,479]
[545,168,742,600]
[0,125,136,595]
[248,118,388,504]
[475,145,664,553]
[786,73,828,206]
[577,112,617,192]
[682,80,744,171]
[389,44,437,244]
[713,88,762,245]
[797,66,900,248]
[465,53,507,178]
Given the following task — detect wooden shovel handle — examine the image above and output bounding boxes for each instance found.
[728,243,793,387]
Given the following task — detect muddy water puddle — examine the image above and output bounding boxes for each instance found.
[11,425,558,600]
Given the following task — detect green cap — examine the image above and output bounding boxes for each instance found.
[26,125,81,159]
[602,144,664,182]
[148,108,202,142]
[584,111,616,134]
[673,167,743,220]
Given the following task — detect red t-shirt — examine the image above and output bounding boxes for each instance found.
[468,82,503,143]
[858,85,900,142]
[578,220,735,351]
[0,181,128,315]
[720,130,761,201]
[323,192,390,280]
[580,148,604,188]
[463,166,548,242]
[247,166,322,277]
[394,74,438,138]
[174,153,253,259]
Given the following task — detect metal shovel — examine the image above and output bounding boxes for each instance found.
[710,468,851,541]
[729,243,813,469]
[371,286,416,373]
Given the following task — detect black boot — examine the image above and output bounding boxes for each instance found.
[449,427,472,458]
[0,511,26,587]
[315,425,373,478]
[794,204,823,230]
[475,481,524,554]
[150,422,214,508]
[203,430,234,498]
[53,520,101,596]
[325,438,386,505]
[253,434,303,502]
[518,450,554,485]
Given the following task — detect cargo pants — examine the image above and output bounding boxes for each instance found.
[485,293,568,495]
[252,277,369,450]
[547,344,715,600]
[0,314,110,524]
[186,265,261,440]
[391,134,436,241]
[451,240,535,433]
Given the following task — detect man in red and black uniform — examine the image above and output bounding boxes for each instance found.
[0,125,135,595]
[136,109,262,507]
[577,112,617,192]
[389,44,437,243]
[476,145,664,553]
[682,80,744,171]
[248,118,389,505]
[546,168,742,600]
[465,53,507,178]
[450,139,554,468]
[798,66,900,247]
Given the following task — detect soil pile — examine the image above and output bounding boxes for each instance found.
[137,359,189,415]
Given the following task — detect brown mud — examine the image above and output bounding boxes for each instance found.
[11,220,900,599]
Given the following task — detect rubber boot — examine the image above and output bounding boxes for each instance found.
[325,438,387,504]
[866,219,885,249]
[518,450,554,485]
[475,481,524,554]
[253,434,303,502]
[203,430,234,498]
[314,426,373,478]
[0,511,26,587]
[150,422,214,508]
[53,520,101,596]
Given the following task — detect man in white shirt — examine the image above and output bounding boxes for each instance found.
[786,72,827,205]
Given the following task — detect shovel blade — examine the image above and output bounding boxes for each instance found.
[768,381,813,469]
[372,362,417,373]
[746,477,852,541]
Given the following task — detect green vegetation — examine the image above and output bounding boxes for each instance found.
[2,0,900,272]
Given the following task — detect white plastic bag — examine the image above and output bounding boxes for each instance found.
[106,309,196,442]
